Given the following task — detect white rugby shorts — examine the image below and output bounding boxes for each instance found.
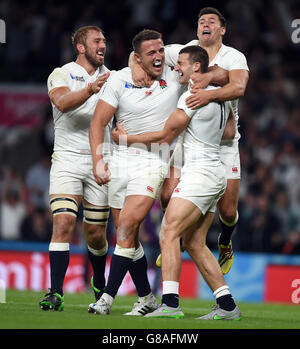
[49,151,109,206]
[108,149,168,209]
[220,139,241,180]
[170,139,241,180]
[171,164,227,214]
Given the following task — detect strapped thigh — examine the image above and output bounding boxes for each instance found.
[50,196,79,217]
[83,205,110,225]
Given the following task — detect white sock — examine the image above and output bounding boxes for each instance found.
[87,241,108,256]
[213,285,230,299]
[132,243,144,262]
[163,281,179,295]
[49,242,69,251]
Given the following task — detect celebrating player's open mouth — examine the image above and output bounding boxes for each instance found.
[96,49,105,62]
[202,30,211,38]
[153,60,163,73]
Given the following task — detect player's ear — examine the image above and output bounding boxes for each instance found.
[221,26,226,37]
[134,52,142,64]
[193,62,201,73]
[76,43,86,54]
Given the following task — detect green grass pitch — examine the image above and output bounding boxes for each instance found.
[0,289,299,330]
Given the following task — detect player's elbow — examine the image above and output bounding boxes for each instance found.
[162,129,178,145]
[56,100,70,113]
[234,83,246,98]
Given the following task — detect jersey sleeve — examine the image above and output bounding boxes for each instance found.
[164,44,184,67]
[219,49,249,71]
[99,73,121,108]
[176,91,197,119]
[47,68,70,94]
[165,40,199,67]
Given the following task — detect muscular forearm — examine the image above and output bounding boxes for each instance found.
[54,87,94,113]
[209,69,248,102]
[208,81,246,102]
[89,119,106,168]
[208,67,229,87]
[126,131,166,148]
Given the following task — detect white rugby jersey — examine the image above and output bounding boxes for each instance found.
[165,42,249,141]
[177,86,231,168]
[100,66,185,156]
[47,62,111,156]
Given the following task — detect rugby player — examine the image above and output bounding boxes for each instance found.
[39,26,111,311]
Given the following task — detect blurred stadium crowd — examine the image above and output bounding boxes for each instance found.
[0,0,300,255]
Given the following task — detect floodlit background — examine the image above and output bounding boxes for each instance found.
[0,0,299,303]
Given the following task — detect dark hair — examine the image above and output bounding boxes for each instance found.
[179,46,209,73]
[132,29,162,53]
[198,7,226,28]
[72,26,104,53]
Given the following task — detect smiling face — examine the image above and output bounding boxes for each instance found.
[79,30,106,68]
[134,39,165,80]
[175,53,201,84]
[197,13,226,47]
[175,53,194,84]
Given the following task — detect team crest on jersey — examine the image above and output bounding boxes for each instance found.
[159,79,167,89]
[70,73,85,82]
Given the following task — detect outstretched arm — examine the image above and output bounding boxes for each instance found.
[112,109,190,148]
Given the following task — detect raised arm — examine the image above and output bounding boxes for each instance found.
[49,72,110,113]
[89,100,116,185]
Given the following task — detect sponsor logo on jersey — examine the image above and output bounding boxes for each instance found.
[232,167,238,173]
[174,188,180,193]
[125,82,143,89]
[159,79,168,89]
[70,73,85,82]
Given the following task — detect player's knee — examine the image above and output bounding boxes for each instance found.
[85,223,106,246]
[160,190,171,211]
[50,196,79,240]
[53,214,75,240]
[185,240,206,257]
[219,208,238,224]
[160,220,180,243]
[118,216,139,243]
